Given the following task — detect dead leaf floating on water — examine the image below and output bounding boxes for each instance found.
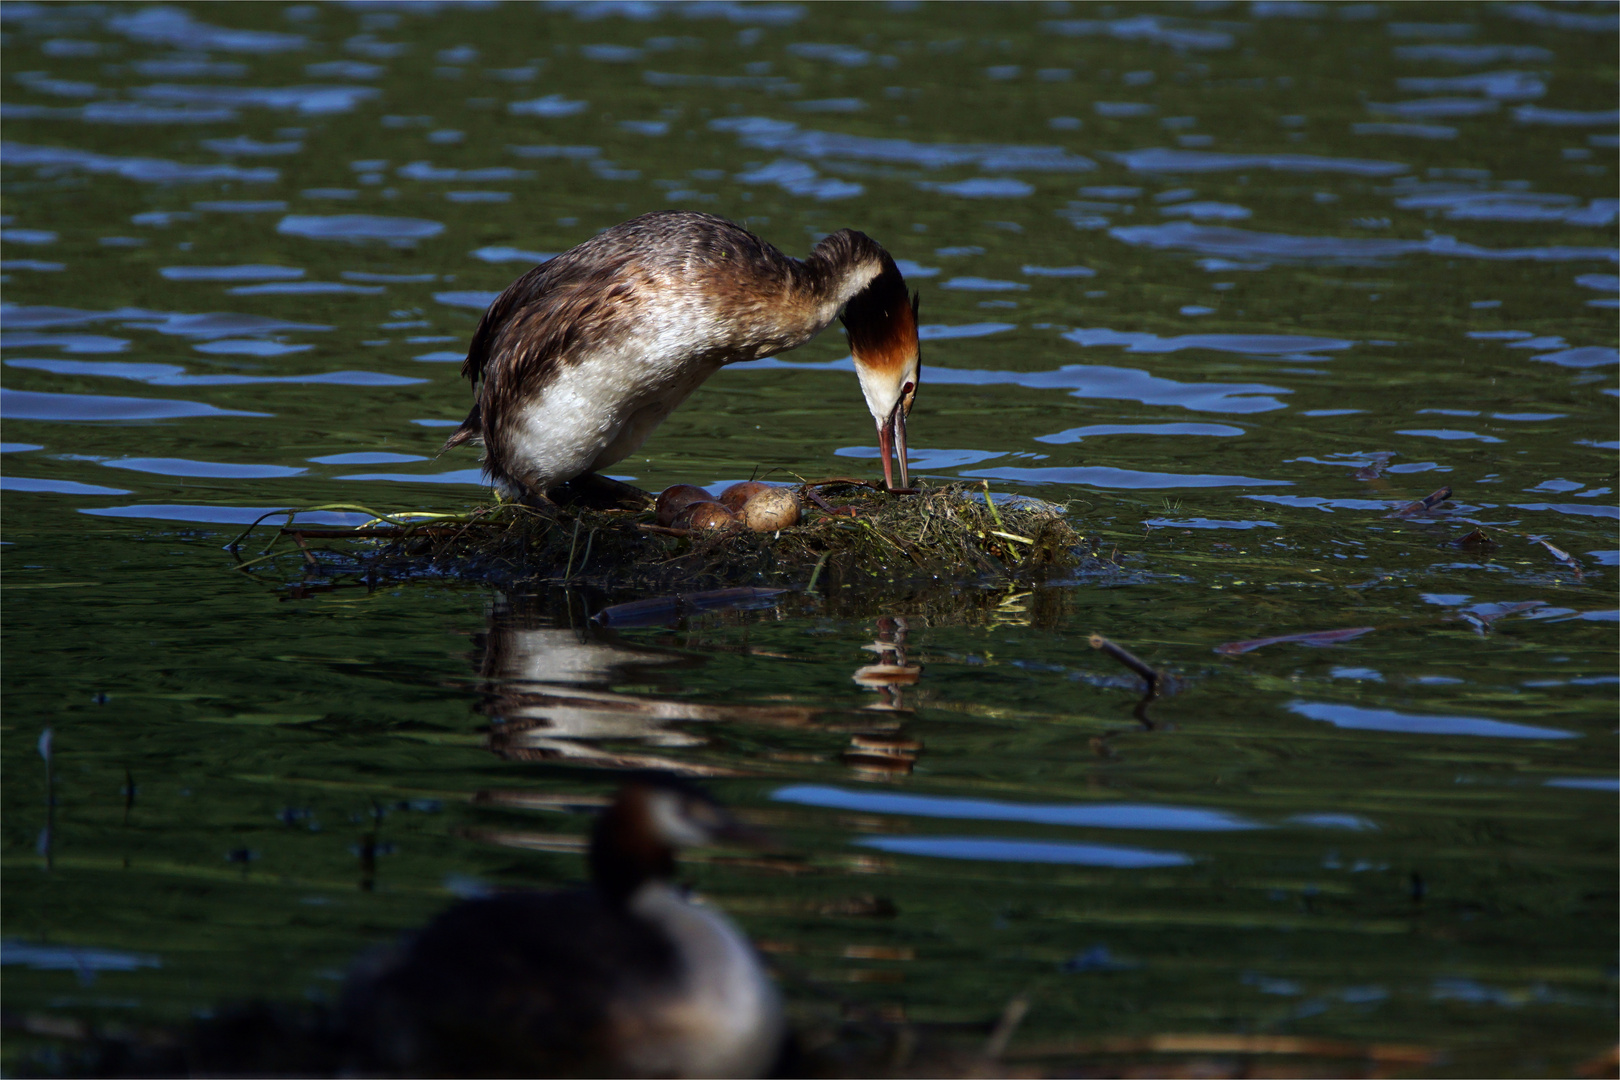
[1536,537,1584,578]
[1457,599,1546,635]
[1450,527,1499,551]
[1215,626,1376,656]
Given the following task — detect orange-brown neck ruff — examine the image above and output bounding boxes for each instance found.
[841,255,917,375]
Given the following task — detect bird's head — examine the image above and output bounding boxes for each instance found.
[842,256,920,490]
[590,773,765,902]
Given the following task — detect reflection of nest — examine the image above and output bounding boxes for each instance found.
[473,592,829,775]
[233,481,1086,594]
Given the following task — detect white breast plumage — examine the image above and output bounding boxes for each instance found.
[620,882,785,1079]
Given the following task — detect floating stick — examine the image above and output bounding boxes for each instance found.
[1089,634,1159,694]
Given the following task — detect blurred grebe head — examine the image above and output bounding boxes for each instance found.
[589,773,761,902]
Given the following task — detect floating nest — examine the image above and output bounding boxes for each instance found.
[230,479,1088,595]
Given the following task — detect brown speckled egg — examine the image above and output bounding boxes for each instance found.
[656,484,712,526]
[672,500,735,531]
[742,487,800,532]
[718,480,773,513]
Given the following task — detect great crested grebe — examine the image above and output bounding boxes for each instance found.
[443,211,921,498]
[342,774,785,1078]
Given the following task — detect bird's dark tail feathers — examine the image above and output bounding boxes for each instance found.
[439,404,483,457]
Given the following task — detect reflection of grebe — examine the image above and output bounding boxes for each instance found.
[443,211,922,498]
[475,593,819,771]
[344,775,784,1078]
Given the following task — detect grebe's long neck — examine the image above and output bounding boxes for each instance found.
[724,227,899,362]
[694,225,893,364]
[801,229,891,310]
[589,788,677,906]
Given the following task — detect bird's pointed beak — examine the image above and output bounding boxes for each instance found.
[876,398,909,491]
[891,399,909,490]
[876,413,895,490]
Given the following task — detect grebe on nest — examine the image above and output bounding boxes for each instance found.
[341,775,784,1078]
[443,211,921,500]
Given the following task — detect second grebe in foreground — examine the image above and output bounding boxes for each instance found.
[444,211,921,499]
[342,775,784,1078]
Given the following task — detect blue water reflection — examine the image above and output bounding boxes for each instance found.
[102,457,306,480]
[856,835,1194,868]
[1,940,161,974]
[1,476,131,497]
[1110,222,1618,267]
[1063,328,1352,355]
[0,388,268,422]
[308,452,428,466]
[968,465,1288,490]
[774,784,1262,831]
[1544,777,1620,792]
[6,358,423,388]
[161,266,306,282]
[276,214,444,242]
[1039,422,1246,444]
[1146,517,1277,530]
[3,141,279,184]
[1287,700,1577,740]
[335,469,486,486]
[78,505,370,526]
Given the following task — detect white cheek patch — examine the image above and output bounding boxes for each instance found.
[645,791,715,848]
[855,365,899,426]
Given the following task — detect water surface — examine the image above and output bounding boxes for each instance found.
[3,3,1615,1074]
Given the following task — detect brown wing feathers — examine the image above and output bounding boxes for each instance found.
[441,257,634,452]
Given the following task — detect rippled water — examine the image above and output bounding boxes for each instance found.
[3,2,1615,1075]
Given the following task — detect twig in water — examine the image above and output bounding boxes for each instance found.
[289,532,318,568]
[1089,634,1160,695]
[983,993,1030,1059]
[1396,485,1452,517]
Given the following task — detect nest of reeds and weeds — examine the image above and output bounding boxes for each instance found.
[230,479,1087,595]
